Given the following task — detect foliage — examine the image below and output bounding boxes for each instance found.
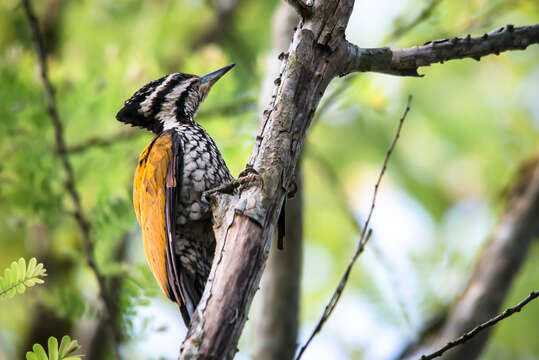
[0,258,47,299]
[25,335,82,360]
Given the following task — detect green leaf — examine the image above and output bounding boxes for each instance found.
[32,344,47,360]
[27,257,37,275]
[18,258,26,280]
[26,336,82,360]
[0,257,47,299]
[26,352,39,360]
[16,283,26,294]
[48,336,58,360]
[58,335,80,357]
[58,336,70,357]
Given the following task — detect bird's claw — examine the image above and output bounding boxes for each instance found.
[237,166,263,190]
[203,167,263,200]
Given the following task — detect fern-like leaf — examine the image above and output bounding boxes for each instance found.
[26,335,82,360]
[0,258,47,299]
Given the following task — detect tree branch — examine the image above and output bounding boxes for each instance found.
[400,152,539,360]
[22,0,122,355]
[253,4,302,359]
[176,0,538,357]
[341,23,539,77]
[179,1,358,358]
[295,95,412,360]
[420,291,539,360]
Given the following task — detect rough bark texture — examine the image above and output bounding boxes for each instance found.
[401,153,539,360]
[341,23,539,76]
[180,1,356,358]
[253,178,303,360]
[253,4,303,360]
[177,1,539,358]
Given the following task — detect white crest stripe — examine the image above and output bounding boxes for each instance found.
[139,74,175,116]
[159,78,196,130]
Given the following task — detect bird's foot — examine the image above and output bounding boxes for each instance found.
[203,166,263,200]
[237,166,264,190]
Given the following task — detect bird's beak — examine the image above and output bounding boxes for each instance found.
[200,63,235,86]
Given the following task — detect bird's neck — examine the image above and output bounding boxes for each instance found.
[161,115,194,132]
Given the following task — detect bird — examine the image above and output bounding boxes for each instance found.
[116,64,235,326]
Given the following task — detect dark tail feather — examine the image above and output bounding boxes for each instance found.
[277,199,286,250]
[179,303,191,326]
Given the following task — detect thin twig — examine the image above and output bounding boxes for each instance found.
[307,149,413,328]
[296,95,412,359]
[420,291,539,360]
[21,0,122,355]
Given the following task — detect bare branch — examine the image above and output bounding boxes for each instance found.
[296,95,412,359]
[341,23,539,77]
[178,0,538,356]
[253,4,302,359]
[180,1,359,357]
[22,0,122,354]
[420,291,539,360]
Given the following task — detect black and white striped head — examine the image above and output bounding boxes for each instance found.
[116,64,235,134]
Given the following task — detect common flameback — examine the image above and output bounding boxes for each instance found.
[116,64,235,326]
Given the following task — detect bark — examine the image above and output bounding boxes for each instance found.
[341,24,539,76]
[253,4,302,360]
[177,1,539,357]
[180,2,356,358]
[400,153,539,360]
[253,175,303,360]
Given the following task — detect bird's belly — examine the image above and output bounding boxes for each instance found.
[173,218,215,282]
[177,145,232,224]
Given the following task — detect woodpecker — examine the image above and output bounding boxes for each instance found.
[116,64,235,326]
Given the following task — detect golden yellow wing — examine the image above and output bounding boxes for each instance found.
[133,133,173,299]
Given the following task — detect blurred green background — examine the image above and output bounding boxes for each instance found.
[0,0,538,359]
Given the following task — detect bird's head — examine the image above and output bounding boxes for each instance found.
[116,64,235,133]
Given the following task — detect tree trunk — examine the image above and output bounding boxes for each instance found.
[253,4,302,360]
[400,151,539,360]
[177,0,539,356]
